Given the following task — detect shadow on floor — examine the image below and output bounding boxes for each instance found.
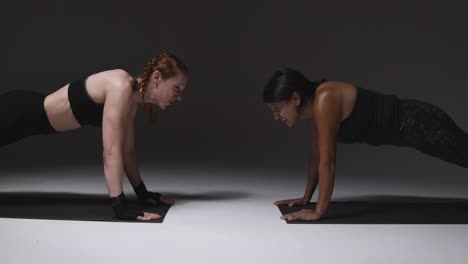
[162,191,252,205]
[278,195,468,224]
[0,192,170,223]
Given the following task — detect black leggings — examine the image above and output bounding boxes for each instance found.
[0,90,56,147]
[389,99,468,168]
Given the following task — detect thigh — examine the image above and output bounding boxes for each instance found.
[393,99,468,158]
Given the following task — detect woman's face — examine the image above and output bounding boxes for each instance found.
[145,70,188,110]
[267,92,301,128]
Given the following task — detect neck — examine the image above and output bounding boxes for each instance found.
[133,77,144,104]
[299,100,315,120]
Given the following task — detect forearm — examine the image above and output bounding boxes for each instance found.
[103,153,125,197]
[123,150,143,187]
[315,161,336,216]
[123,151,164,203]
[304,159,319,201]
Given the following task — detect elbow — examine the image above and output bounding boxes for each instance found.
[318,157,335,170]
[102,148,123,164]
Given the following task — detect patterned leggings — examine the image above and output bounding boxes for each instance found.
[389,99,468,168]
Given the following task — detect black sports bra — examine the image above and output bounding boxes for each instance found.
[68,77,138,127]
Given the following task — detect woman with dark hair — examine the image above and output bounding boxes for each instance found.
[264,68,468,221]
[0,52,188,221]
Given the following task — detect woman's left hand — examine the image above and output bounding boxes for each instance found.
[280,209,321,221]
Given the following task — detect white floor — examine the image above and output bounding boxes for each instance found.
[1,165,468,264]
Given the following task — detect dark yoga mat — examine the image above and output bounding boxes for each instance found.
[0,192,171,223]
[277,195,468,224]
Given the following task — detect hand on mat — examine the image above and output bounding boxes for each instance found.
[137,211,161,221]
[274,197,308,206]
[111,194,161,221]
[281,209,321,221]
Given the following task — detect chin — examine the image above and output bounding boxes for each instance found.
[157,103,167,110]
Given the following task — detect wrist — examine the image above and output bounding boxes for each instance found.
[110,192,127,207]
[109,193,144,220]
[133,182,162,203]
[314,206,326,217]
[133,181,148,198]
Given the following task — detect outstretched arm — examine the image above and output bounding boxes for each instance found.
[303,124,320,201]
[312,89,341,218]
[102,78,159,220]
[122,104,143,188]
[102,84,133,197]
[122,102,174,205]
[281,88,341,221]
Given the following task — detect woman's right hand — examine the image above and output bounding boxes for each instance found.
[273,197,309,206]
[111,192,161,221]
[137,212,161,221]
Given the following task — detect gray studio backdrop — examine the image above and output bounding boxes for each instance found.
[1,1,467,177]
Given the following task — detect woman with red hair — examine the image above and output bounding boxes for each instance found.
[0,52,188,221]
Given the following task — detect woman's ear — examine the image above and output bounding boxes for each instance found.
[291,92,301,106]
[152,70,161,83]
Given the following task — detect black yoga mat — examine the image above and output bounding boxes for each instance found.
[0,192,171,223]
[277,195,468,224]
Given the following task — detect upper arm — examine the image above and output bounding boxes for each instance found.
[313,89,342,165]
[309,123,320,163]
[122,104,137,154]
[102,84,133,156]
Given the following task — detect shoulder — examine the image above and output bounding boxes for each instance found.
[95,69,135,101]
[313,80,357,106]
[94,69,134,107]
[312,82,344,123]
[107,69,134,90]
[90,69,134,92]
[313,85,340,109]
[315,80,354,92]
